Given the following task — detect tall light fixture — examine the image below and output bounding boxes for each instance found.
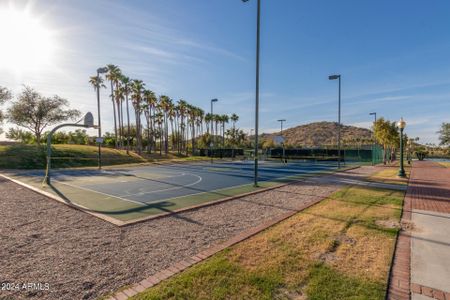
[96,67,108,170]
[278,119,286,162]
[210,98,218,164]
[242,0,261,186]
[369,112,377,165]
[329,74,342,168]
[397,117,406,177]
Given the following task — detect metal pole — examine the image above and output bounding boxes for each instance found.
[338,76,341,168]
[46,133,52,184]
[45,123,91,185]
[398,128,406,177]
[96,70,102,170]
[371,112,376,165]
[253,0,261,187]
[210,100,214,164]
[278,119,285,163]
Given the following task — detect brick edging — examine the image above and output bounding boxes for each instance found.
[411,283,450,300]
[386,171,412,300]
[105,187,331,300]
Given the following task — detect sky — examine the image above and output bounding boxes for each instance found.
[0,0,449,144]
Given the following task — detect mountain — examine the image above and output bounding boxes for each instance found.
[261,121,373,147]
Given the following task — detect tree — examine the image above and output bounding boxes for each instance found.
[106,64,121,148]
[131,79,144,154]
[143,89,157,153]
[230,113,239,130]
[120,75,132,153]
[373,117,399,164]
[6,127,34,144]
[438,123,450,147]
[7,86,80,144]
[0,86,12,134]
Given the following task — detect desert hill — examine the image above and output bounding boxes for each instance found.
[262,121,373,147]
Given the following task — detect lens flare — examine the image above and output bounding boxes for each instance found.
[0,8,56,73]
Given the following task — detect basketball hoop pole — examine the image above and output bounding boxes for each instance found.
[43,113,97,185]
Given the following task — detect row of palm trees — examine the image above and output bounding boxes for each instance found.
[89,64,240,155]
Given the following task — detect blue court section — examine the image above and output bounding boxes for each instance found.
[40,159,343,205]
[4,159,360,223]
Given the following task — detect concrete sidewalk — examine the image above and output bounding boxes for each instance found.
[388,161,450,300]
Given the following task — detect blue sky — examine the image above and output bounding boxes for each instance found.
[1,0,449,143]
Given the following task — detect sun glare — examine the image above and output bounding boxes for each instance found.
[0,8,56,73]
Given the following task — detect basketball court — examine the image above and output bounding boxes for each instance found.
[3,159,357,225]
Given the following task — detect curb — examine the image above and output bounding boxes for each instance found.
[385,167,412,300]
[410,283,450,300]
[0,174,125,226]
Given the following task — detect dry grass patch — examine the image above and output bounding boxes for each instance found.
[369,167,410,185]
[331,225,396,282]
[438,162,450,168]
[131,185,405,300]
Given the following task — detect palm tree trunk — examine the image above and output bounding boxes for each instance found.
[126,94,131,154]
[150,107,155,153]
[159,123,162,155]
[117,99,123,149]
[222,123,225,148]
[110,81,118,148]
[146,109,151,153]
[164,115,169,155]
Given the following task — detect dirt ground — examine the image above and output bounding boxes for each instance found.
[0,167,376,300]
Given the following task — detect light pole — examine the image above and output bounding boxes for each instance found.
[242,0,261,187]
[397,117,406,177]
[96,67,108,170]
[369,112,377,123]
[370,112,377,165]
[278,119,286,163]
[210,98,218,163]
[329,74,342,168]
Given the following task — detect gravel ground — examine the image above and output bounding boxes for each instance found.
[0,166,376,300]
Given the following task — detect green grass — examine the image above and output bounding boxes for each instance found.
[132,252,283,300]
[306,263,385,300]
[0,144,145,169]
[0,144,211,169]
[129,183,405,300]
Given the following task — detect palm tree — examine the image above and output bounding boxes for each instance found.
[205,113,212,135]
[143,89,157,153]
[114,83,125,148]
[105,64,121,148]
[221,114,229,148]
[155,111,164,155]
[159,95,171,154]
[131,79,145,154]
[167,101,176,151]
[177,100,188,154]
[89,75,106,142]
[230,113,239,130]
[120,75,132,154]
[89,76,106,91]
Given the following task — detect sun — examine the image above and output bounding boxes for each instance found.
[0,7,56,73]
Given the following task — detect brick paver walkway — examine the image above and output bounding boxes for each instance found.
[388,161,450,300]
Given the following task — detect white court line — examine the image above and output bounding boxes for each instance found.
[53,179,145,206]
[117,173,203,197]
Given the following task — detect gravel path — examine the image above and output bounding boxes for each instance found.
[0,166,376,300]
